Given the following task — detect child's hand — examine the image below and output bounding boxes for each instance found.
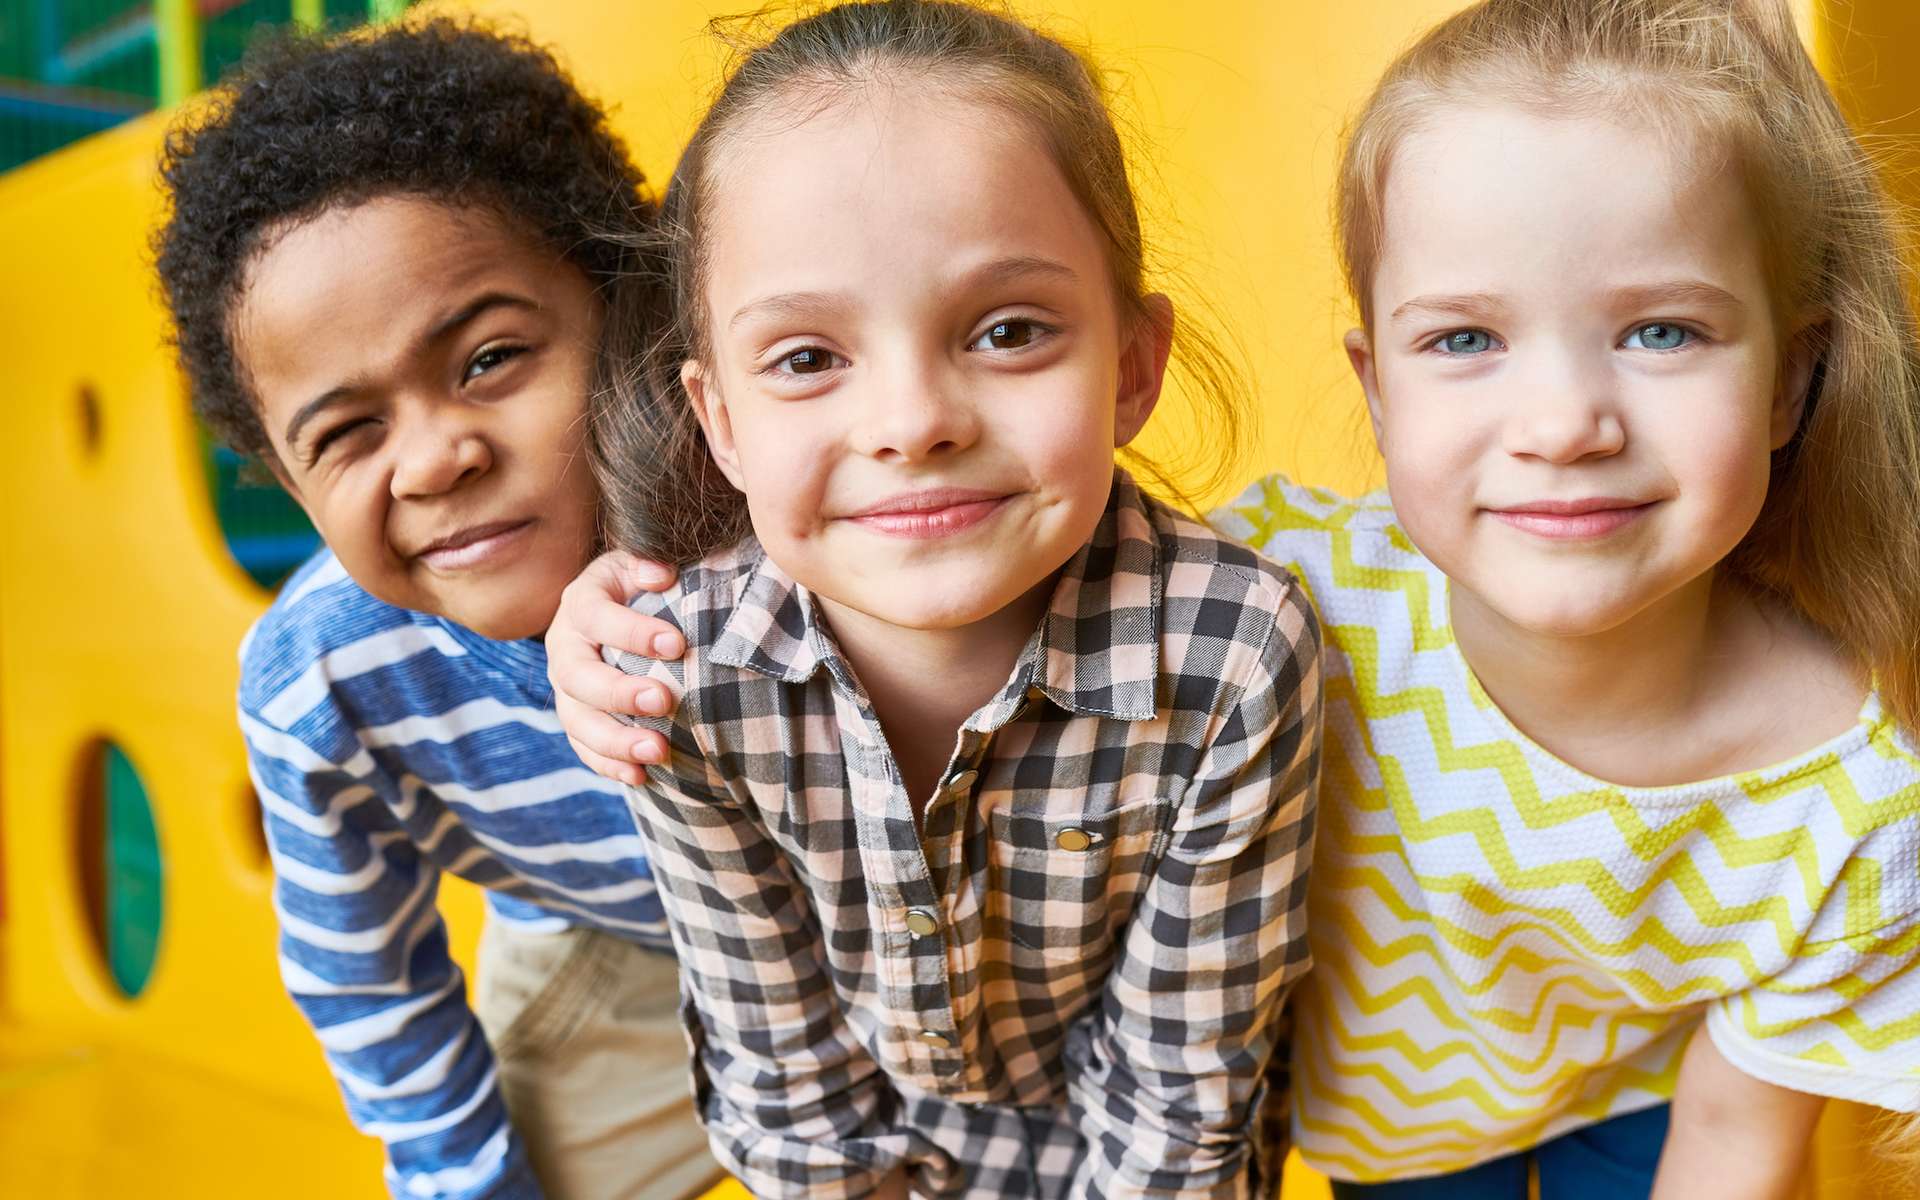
[546,551,685,787]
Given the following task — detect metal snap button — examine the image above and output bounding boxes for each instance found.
[1054,827,1093,852]
[917,1030,953,1049]
[905,909,939,937]
[945,769,978,794]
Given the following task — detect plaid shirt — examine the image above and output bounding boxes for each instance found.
[616,473,1322,1198]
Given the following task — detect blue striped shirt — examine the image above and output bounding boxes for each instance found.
[239,549,675,1200]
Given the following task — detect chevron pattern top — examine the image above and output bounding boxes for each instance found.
[1215,476,1920,1183]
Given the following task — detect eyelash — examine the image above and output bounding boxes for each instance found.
[969,317,1053,353]
[757,318,1057,379]
[310,417,372,460]
[465,342,528,382]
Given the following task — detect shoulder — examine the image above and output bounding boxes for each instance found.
[1819,705,1920,934]
[1209,474,1440,634]
[1210,474,1401,564]
[1145,493,1321,700]
[622,538,767,639]
[238,548,458,734]
[241,551,404,710]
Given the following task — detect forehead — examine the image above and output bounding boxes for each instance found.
[233,195,586,420]
[698,80,1112,309]
[236,197,561,364]
[1374,101,1763,302]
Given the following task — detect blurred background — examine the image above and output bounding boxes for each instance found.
[1,1,1916,1196]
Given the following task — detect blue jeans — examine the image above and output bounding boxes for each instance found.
[1329,1104,1671,1200]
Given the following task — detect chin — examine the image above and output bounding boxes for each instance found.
[836,579,1030,632]
[1481,587,1647,640]
[450,598,554,642]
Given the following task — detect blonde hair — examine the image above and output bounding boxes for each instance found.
[1337,0,1920,740]
[589,0,1244,565]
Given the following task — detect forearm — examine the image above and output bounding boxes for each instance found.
[261,787,536,1198]
[1651,1025,1824,1200]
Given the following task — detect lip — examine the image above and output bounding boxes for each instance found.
[842,488,1013,539]
[1485,497,1656,540]
[413,519,535,569]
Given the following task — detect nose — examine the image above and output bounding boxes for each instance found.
[850,358,979,464]
[1502,350,1626,463]
[388,403,492,498]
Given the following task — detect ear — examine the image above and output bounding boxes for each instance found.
[1770,317,1825,451]
[1345,328,1386,449]
[1114,293,1175,448]
[682,359,747,492]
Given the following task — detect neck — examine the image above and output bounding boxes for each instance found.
[814,579,1054,788]
[1451,571,1736,783]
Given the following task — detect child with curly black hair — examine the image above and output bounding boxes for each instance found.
[153,20,716,1200]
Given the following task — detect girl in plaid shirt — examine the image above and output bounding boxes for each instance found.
[554,2,1322,1196]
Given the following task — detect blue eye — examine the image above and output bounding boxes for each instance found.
[1624,323,1692,351]
[1433,329,1496,355]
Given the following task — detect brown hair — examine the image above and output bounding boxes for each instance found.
[1336,0,1920,739]
[589,0,1244,565]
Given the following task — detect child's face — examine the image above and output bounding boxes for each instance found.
[683,83,1165,634]
[238,197,602,640]
[1351,104,1814,638]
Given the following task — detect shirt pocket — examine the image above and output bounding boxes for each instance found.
[985,794,1175,964]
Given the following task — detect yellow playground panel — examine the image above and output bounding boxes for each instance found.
[0,1,1915,1196]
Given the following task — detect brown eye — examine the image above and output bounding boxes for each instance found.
[464,343,526,382]
[976,320,1038,351]
[784,347,836,374]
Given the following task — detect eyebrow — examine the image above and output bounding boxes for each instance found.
[1388,291,1508,325]
[1387,279,1746,328]
[281,291,539,452]
[724,255,1080,331]
[1603,280,1745,313]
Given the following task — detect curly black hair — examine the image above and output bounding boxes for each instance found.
[153,17,651,462]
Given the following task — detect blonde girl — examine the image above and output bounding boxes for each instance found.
[560,2,1321,1196]
[1212,0,1920,1196]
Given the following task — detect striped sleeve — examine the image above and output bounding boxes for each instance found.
[242,696,540,1200]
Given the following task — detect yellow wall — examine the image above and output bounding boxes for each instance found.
[0,1,1908,1196]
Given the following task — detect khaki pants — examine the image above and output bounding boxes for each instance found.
[475,917,725,1200]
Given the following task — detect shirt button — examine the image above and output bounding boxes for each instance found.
[945,769,978,794]
[905,908,940,937]
[1055,827,1093,852]
[918,1030,953,1049]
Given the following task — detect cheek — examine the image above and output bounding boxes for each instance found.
[309,475,395,573]
[1638,376,1776,502]
[1001,382,1117,480]
[727,408,832,534]
[1378,394,1482,501]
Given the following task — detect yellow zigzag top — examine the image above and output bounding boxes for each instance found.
[1214,477,1920,1184]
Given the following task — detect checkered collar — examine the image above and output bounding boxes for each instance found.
[710,469,1164,723]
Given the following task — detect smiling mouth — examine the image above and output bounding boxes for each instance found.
[414,519,535,569]
[1486,499,1656,540]
[843,489,1013,539]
